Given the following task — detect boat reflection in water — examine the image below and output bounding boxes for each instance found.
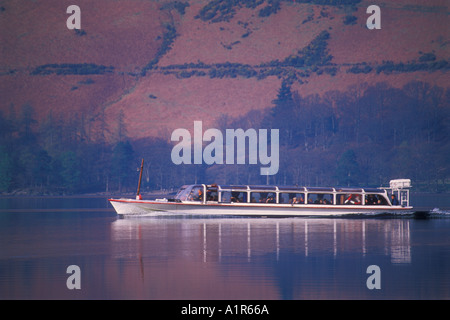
[112,218,411,264]
[110,216,414,299]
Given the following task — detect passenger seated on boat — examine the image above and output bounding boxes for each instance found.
[266,195,275,203]
[289,197,302,204]
[377,195,388,205]
[391,194,399,205]
[191,189,203,201]
[365,195,375,205]
[206,187,219,201]
[314,194,324,204]
[231,192,246,203]
[208,194,218,201]
[365,194,387,205]
[207,191,218,201]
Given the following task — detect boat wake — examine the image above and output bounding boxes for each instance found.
[374,208,450,219]
[336,207,450,219]
[428,207,450,217]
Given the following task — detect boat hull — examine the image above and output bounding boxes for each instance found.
[109,198,413,217]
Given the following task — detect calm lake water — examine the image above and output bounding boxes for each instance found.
[0,194,449,300]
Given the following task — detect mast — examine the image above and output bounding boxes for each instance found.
[136,158,144,200]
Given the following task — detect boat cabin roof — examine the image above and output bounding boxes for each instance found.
[180,184,386,194]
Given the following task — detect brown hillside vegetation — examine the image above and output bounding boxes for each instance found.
[1,0,449,140]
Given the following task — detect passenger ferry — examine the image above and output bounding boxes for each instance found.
[109,179,413,217]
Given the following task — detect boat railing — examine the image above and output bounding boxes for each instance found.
[202,183,398,207]
[172,181,411,207]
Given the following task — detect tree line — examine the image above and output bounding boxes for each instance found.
[0,105,135,194]
[0,80,448,195]
[198,80,449,192]
[260,80,449,191]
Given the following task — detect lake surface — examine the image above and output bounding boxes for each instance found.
[0,194,449,300]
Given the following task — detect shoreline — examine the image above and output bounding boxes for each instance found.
[0,192,449,212]
[0,190,176,198]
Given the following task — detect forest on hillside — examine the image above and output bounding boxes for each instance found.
[0,80,448,195]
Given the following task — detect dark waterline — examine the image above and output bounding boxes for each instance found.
[0,195,449,300]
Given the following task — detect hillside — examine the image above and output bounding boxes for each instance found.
[1,0,448,139]
[0,0,449,193]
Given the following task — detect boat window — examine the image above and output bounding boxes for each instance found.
[365,194,388,205]
[279,192,305,204]
[231,191,247,203]
[187,186,204,202]
[336,193,362,205]
[206,187,218,202]
[175,186,190,201]
[220,191,231,203]
[220,191,247,203]
[250,192,276,203]
[307,193,333,205]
